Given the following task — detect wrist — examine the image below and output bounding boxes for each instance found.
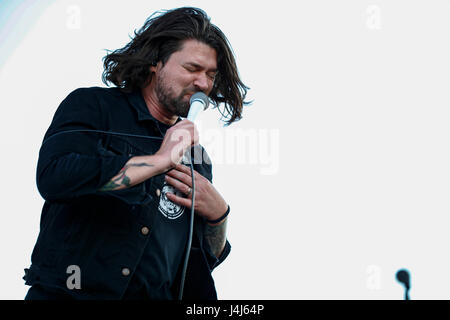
[152,153,174,174]
[207,205,230,225]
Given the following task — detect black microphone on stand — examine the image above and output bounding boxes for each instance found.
[396,269,411,300]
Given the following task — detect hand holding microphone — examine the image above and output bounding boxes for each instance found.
[156,92,209,168]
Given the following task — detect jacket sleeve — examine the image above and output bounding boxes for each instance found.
[193,147,232,271]
[36,88,131,201]
[202,231,232,271]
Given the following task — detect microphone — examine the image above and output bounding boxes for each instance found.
[187,92,209,122]
[396,269,411,300]
[182,92,209,165]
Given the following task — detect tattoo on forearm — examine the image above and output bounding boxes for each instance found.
[205,220,227,258]
[99,163,154,191]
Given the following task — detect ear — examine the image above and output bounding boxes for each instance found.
[150,61,161,74]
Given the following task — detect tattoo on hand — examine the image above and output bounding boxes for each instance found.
[99,163,153,191]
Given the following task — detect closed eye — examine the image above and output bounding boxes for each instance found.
[184,66,196,72]
[184,63,217,76]
[207,72,217,80]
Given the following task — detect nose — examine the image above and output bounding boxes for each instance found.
[193,73,211,93]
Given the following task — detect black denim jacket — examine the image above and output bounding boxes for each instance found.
[23,87,231,300]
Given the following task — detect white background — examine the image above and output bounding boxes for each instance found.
[1,0,450,299]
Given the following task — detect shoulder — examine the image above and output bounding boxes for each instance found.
[51,87,125,126]
[64,86,123,102]
[58,86,129,114]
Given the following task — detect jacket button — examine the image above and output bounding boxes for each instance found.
[156,189,161,197]
[121,268,130,276]
[141,226,150,236]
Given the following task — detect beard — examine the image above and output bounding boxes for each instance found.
[155,72,194,118]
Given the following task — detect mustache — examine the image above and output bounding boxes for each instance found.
[181,88,206,96]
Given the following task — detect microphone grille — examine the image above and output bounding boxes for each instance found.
[190,92,209,110]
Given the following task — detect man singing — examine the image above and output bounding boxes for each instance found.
[24,7,248,300]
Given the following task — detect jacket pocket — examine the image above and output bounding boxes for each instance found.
[97,137,130,156]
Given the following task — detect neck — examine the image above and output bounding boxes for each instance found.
[141,86,178,126]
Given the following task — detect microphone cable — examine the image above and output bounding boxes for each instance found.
[178,156,195,300]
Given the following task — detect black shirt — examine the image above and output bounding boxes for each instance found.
[121,114,189,300]
[24,86,231,299]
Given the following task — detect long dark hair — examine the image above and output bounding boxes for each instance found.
[102,7,249,125]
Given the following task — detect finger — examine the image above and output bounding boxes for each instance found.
[166,170,192,186]
[168,164,190,175]
[166,167,192,185]
[173,121,197,142]
[165,175,192,194]
[173,119,193,128]
[175,164,195,176]
[165,192,192,208]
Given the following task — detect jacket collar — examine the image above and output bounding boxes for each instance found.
[126,89,183,125]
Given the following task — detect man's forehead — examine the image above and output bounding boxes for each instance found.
[175,39,217,69]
